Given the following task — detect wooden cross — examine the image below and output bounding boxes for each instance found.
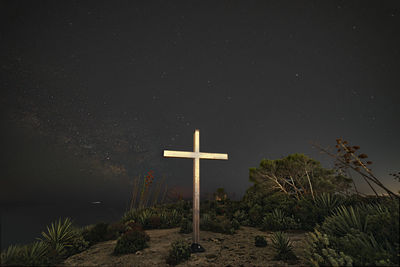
[163,129,228,252]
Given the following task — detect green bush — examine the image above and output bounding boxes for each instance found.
[254,235,268,247]
[232,210,247,223]
[248,204,263,226]
[105,221,126,240]
[125,221,144,232]
[0,242,50,266]
[179,218,192,234]
[231,218,240,230]
[303,229,353,267]
[200,215,235,234]
[166,240,191,266]
[148,215,162,229]
[261,209,299,231]
[310,200,399,266]
[271,231,297,262]
[292,197,322,230]
[113,228,150,255]
[82,222,109,245]
[64,232,89,257]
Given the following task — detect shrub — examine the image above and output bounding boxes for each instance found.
[1,242,50,266]
[261,209,299,231]
[232,210,247,223]
[82,222,109,245]
[248,204,263,226]
[148,215,162,229]
[1,245,22,265]
[106,221,126,240]
[254,235,268,247]
[113,228,150,255]
[125,221,144,232]
[64,232,89,257]
[166,240,191,266]
[159,209,183,228]
[179,218,192,234]
[231,218,240,230]
[313,200,399,266]
[293,197,321,230]
[271,231,297,262]
[200,215,235,234]
[304,229,353,267]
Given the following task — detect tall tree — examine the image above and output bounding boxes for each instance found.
[249,153,352,199]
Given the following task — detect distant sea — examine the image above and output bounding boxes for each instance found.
[1,202,126,250]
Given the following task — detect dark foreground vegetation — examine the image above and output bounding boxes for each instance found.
[2,148,399,266]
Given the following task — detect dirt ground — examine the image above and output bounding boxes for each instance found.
[62,226,307,267]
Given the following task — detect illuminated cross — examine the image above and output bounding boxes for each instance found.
[163,129,228,253]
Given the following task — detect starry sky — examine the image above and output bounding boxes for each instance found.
[1,0,400,210]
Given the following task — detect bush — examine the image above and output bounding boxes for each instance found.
[232,210,247,223]
[113,228,150,255]
[105,221,126,240]
[82,222,109,245]
[292,197,322,230]
[179,218,192,234]
[309,200,399,266]
[254,235,268,247]
[0,242,50,266]
[271,231,297,262]
[200,215,236,234]
[166,240,191,266]
[148,215,162,229]
[248,204,263,226]
[231,218,240,230]
[304,229,353,267]
[261,209,299,231]
[64,230,89,257]
[125,221,144,232]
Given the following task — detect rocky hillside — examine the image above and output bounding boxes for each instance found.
[62,226,307,266]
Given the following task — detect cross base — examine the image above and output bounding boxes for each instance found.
[191,243,205,253]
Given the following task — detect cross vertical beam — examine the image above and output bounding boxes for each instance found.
[193,129,200,244]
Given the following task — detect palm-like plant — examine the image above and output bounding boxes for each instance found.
[41,217,75,249]
[271,231,297,261]
[315,193,343,211]
[21,241,48,265]
[1,245,21,265]
[322,205,366,236]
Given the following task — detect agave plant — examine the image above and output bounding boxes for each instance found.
[137,209,154,227]
[271,231,297,261]
[315,193,343,211]
[41,217,75,249]
[168,209,183,226]
[321,205,366,236]
[272,209,286,223]
[21,241,48,265]
[1,245,22,265]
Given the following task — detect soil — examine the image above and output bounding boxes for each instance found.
[62,226,307,267]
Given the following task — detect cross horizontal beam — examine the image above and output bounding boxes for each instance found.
[164,150,228,160]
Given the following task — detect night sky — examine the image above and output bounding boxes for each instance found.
[1,0,400,246]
